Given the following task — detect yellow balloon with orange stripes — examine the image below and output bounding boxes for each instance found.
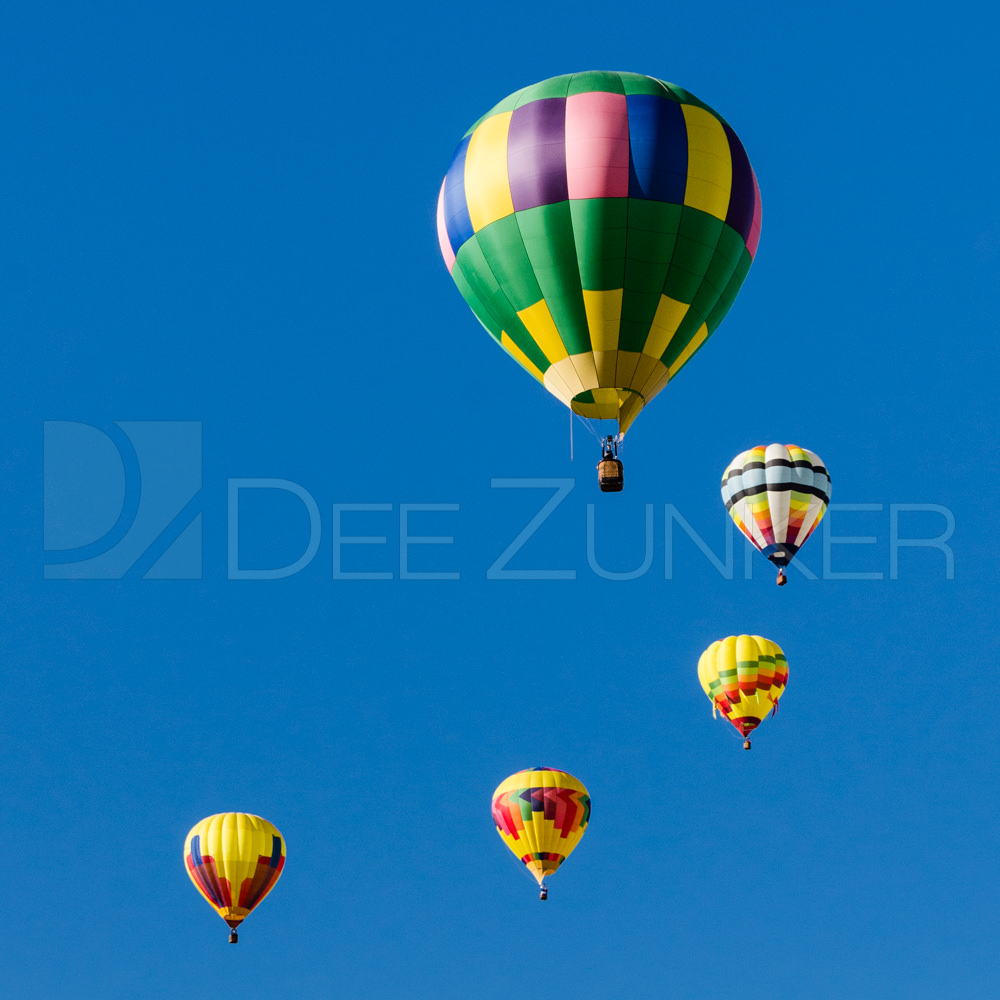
[697,635,788,748]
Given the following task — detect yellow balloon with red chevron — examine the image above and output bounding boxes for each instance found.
[491,768,590,898]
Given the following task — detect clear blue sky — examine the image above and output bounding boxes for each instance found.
[2,2,998,997]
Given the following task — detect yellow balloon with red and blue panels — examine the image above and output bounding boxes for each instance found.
[184,813,285,934]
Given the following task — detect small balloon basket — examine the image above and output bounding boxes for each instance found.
[597,436,623,492]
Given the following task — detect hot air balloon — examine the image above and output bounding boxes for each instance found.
[437,71,762,491]
[491,767,590,900]
[184,812,286,942]
[722,444,830,585]
[698,635,788,749]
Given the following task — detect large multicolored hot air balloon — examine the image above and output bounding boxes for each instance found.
[697,635,788,749]
[437,71,761,488]
[722,444,831,585]
[184,813,286,942]
[491,767,591,900]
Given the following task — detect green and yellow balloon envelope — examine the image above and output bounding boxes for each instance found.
[437,71,761,437]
